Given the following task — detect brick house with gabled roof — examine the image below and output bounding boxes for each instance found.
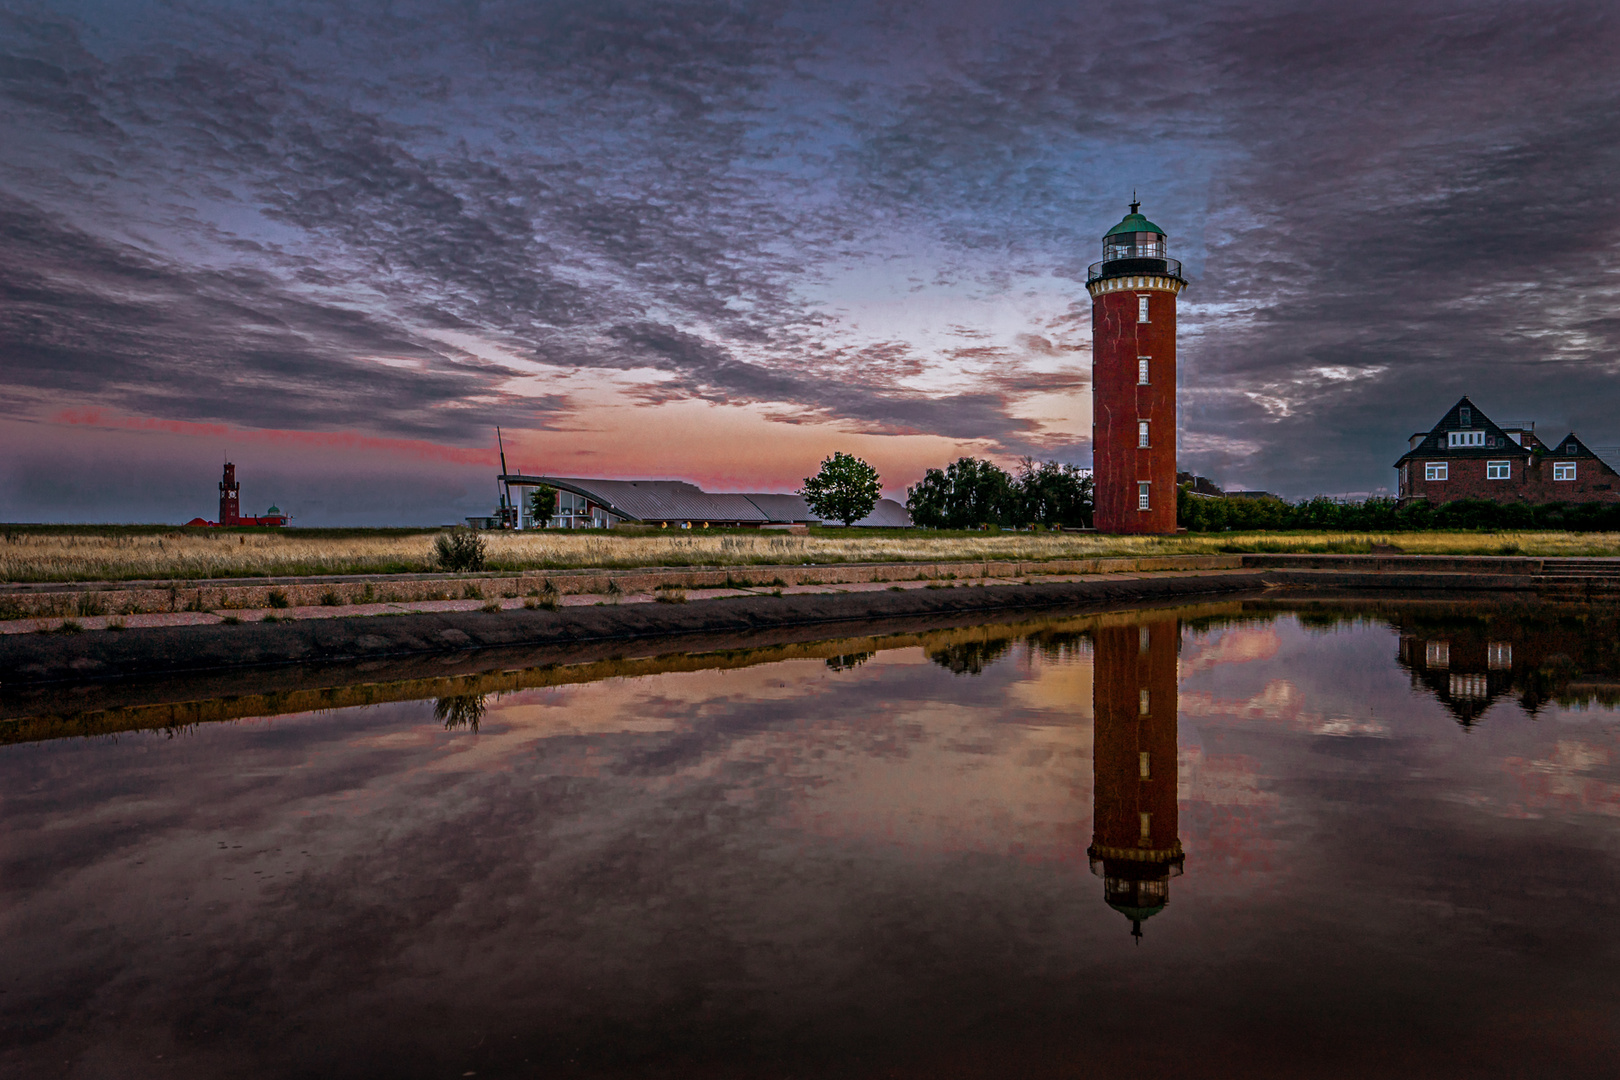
[1395,396,1620,505]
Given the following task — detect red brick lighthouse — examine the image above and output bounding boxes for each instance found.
[1088,201,1186,533]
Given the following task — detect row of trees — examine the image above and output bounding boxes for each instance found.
[1177,489,1620,532]
[905,457,1093,529]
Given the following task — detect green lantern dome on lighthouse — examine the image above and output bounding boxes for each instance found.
[1103,201,1166,239]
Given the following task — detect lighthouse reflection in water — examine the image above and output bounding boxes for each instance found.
[1088,616,1184,939]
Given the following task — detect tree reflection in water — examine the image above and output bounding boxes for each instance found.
[433,693,486,732]
[928,638,1016,675]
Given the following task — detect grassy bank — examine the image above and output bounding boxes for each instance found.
[1,526,1618,583]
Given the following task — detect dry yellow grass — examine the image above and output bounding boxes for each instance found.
[2,528,1618,583]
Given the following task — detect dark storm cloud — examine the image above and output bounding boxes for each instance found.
[0,195,551,436]
[611,320,1031,439]
[2,0,1617,487]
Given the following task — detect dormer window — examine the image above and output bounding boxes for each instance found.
[1448,431,1485,448]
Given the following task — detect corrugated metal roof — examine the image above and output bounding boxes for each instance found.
[739,493,818,523]
[849,498,913,527]
[501,476,914,526]
[529,477,770,522]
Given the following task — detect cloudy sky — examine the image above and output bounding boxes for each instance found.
[3,0,1618,523]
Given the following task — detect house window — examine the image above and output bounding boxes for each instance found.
[1138,482,1151,510]
[1137,295,1150,322]
[1425,640,1449,668]
[1138,357,1150,384]
[1554,462,1577,481]
[1486,460,1511,480]
[1488,642,1512,669]
[1138,420,1150,448]
[1425,462,1448,481]
[1447,431,1485,448]
[1459,406,1471,427]
[1449,673,1489,700]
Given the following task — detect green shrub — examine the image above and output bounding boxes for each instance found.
[1178,488,1620,533]
[434,528,487,572]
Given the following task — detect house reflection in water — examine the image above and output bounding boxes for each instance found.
[1088,617,1184,939]
[1393,608,1620,726]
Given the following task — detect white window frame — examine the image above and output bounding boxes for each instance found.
[1486,460,1511,480]
[1488,642,1511,670]
[1425,462,1448,481]
[1448,430,1485,448]
[1138,420,1150,448]
[1425,640,1449,668]
[1554,461,1577,481]
[1137,294,1150,323]
[1138,357,1150,384]
[1137,482,1151,510]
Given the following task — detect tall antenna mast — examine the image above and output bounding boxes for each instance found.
[495,427,512,526]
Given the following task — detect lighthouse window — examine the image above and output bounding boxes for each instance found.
[1425,462,1448,481]
[1554,461,1577,481]
[1138,421,1150,448]
[1486,461,1511,480]
[1138,482,1151,510]
[1139,812,1152,841]
[1139,752,1151,779]
[1137,295,1150,322]
[1139,689,1150,715]
[1138,357,1150,384]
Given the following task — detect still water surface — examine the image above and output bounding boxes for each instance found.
[4,602,1620,1078]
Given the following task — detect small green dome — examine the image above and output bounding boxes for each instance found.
[1104,208,1165,239]
[267,505,280,515]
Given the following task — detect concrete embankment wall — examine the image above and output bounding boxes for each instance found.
[0,555,1243,618]
[0,571,1268,692]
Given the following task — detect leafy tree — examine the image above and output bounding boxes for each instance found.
[906,457,1019,528]
[801,451,883,526]
[527,483,558,526]
[1016,458,1093,528]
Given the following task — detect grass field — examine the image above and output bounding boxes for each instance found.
[2,525,1619,583]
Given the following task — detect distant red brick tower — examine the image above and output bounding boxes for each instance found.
[219,462,241,526]
[1088,201,1186,533]
[1088,617,1184,939]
